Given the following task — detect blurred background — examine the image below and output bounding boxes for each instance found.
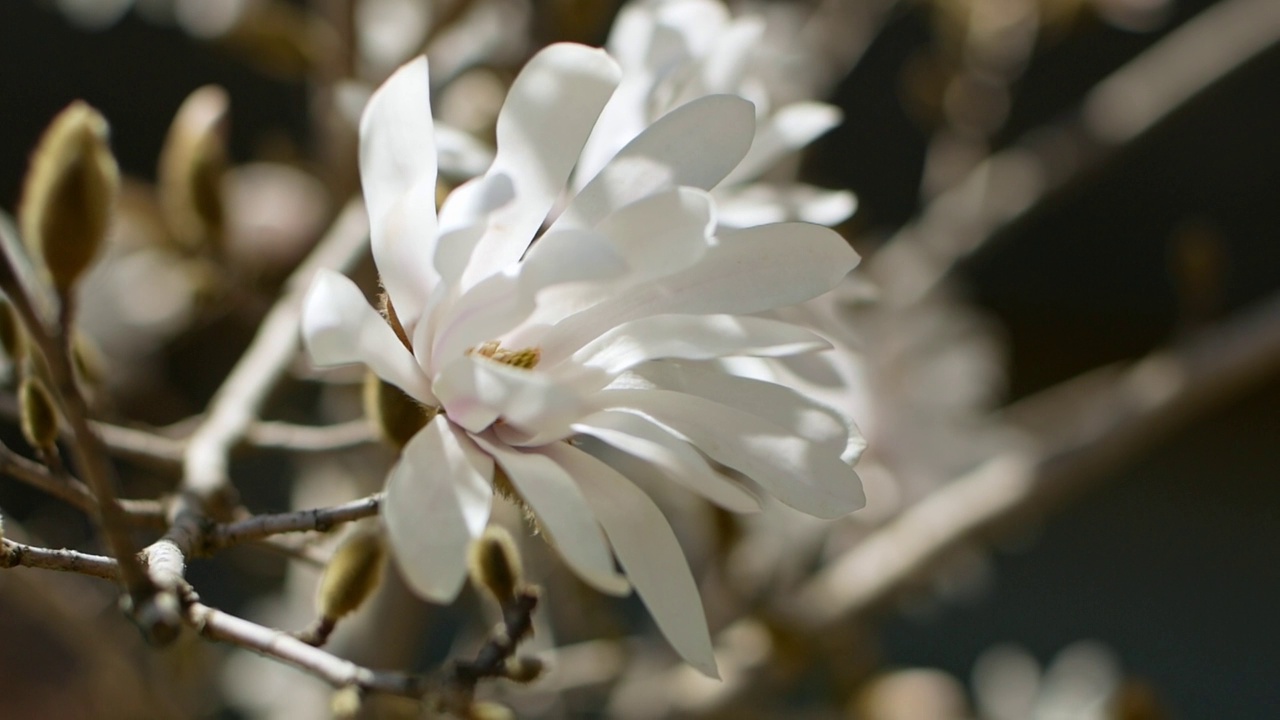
[0,0,1277,717]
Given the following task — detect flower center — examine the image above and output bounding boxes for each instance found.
[467,341,541,370]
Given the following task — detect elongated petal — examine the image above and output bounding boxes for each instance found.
[543,441,719,678]
[573,410,759,512]
[432,229,625,365]
[700,16,764,94]
[557,94,756,231]
[384,417,494,602]
[721,102,843,187]
[472,435,630,595]
[460,44,622,290]
[633,361,850,456]
[716,184,858,228]
[301,269,435,404]
[359,56,439,328]
[434,121,495,179]
[542,222,859,362]
[570,314,830,375]
[509,189,715,345]
[434,354,590,436]
[602,388,864,518]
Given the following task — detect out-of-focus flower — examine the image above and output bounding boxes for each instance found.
[578,0,856,227]
[301,42,865,676]
[973,641,1125,720]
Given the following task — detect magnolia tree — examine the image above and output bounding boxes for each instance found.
[1,0,1275,717]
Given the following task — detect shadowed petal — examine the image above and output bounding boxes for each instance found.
[543,441,720,678]
[384,417,494,602]
[359,56,439,330]
[460,44,622,290]
[472,435,630,596]
[301,269,435,404]
[601,388,865,518]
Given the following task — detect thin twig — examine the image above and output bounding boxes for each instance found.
[0,539,121,580]
[140,199,370,640]
[208,493,382,550]
[188,600,426,695]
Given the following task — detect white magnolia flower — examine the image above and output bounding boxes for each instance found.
[579,0,857,227]
[300,43,864,676]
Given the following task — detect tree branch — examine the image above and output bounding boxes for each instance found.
[207,493,382,550]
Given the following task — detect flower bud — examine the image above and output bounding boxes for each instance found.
[316,528,386,622]
[329,685,361,720]
[467,526,523,604]
[468,701,515,720]
[503,655,546,684]
[158,85,228,254]
[19,376,59,453]
[0,298,24,363]
[19,101,119,297]
[363,370,431,450]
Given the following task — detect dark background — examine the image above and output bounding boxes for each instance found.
[1,0,1277,716]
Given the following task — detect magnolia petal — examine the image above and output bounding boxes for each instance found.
[359,56,439,328]
[716,184,858,228]
[434,354,589,436]
[384,417,494,602]
[432,229,625,365]
[722,102,843,187]
[570,314,830,376]
[473,435,630,596]
[543,441,719,678]
[572,409,759,513]
[557,94,756,231]
[301,269,435,404]
[602,388,865,518]
[460,44,622,290]
[542,222,859,362]
[434,121,495,180]
[700,15,764,94]
[633,361,849,456]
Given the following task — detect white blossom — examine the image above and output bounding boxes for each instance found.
[300,43,864,676]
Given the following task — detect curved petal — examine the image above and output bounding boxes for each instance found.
[569,314,830,375]
[572,410,759,513]
[542,222,859,363]
[431,229,625,366]
[384,417,494,602]
[700,16,764,95]
[543,441,719,678]
[301,269,436,404]
[359,56,440,329]
[633,361,851,457]
[715,184,858,228]
[460,44,623,290]
[434,121,495,180]
[434,354,590,437]
[721,102,843,187]
[601,388,865,518]
[472,435,630,596]
[556,94,756,231]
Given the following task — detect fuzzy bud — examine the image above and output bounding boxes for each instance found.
[467,526,523,604]
[329,685,362,720]
[316,528,386,622]
[503,655,546,684]
[0,298,24,363]
[19,376,59,453]
[19,101,119,297]
[363,370,431,450]
[468,701,515,720]
[158,85,228,254]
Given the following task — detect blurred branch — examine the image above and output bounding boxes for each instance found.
[208,492,382,550]
[649,289,1280,716]
[246,418,374,452]
[139,199,370,641]
[875,0,1280,305]
[0,539,121,580]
